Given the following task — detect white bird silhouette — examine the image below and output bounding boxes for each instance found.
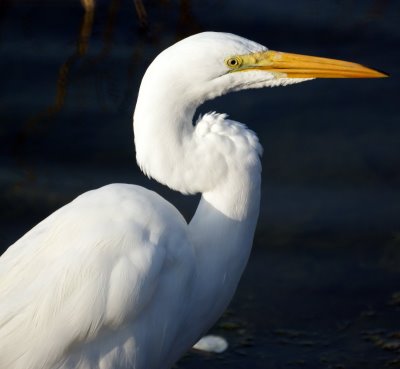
[0,32,385,369]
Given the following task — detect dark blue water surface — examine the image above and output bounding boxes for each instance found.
[1,1,400,368]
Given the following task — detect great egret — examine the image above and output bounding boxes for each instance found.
[0,32,385,369]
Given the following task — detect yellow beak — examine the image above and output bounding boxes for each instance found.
[237,50,388,78]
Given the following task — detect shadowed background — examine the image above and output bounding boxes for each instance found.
[0,1,399,368]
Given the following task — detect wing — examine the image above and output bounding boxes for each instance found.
[0,184,194,369]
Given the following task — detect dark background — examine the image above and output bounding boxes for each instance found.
[0,1,399,368]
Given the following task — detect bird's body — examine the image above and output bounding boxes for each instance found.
[0,112,262,369]
[0,32,384,369]
[1,184,195,369]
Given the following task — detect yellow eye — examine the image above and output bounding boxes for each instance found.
[225,56,242,69]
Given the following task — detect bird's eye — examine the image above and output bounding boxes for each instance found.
[225,56,242,69]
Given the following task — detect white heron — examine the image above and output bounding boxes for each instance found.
[0,32,385,369]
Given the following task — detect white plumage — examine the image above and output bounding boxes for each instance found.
[0,32,384,369]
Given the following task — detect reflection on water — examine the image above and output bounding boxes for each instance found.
[0,1,399,368]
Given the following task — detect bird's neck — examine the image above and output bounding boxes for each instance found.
[188,171,260,325]
[134,92,199,194]
[134,84,261,327]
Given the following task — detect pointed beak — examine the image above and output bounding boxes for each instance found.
[240,50,388,78]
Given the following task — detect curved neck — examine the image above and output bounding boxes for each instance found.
[133,68,262,217]
[134,69,262,347]
[133,80,202,194]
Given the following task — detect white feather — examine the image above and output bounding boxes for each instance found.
[0,32,313,369]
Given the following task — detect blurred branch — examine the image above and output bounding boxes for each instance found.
[177,0,201,39]
[133,0,147,27]
[12,1,96,184]
[78,0,95,55]
[81,0,95,12]
[95,0,121,59]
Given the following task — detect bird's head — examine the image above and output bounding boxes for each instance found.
[134,32,386,196]
[141,32,387,107]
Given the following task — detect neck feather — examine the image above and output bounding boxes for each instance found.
[133,67,262,219]
[133,62,262,340]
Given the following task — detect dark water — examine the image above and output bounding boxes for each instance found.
[1,1,400,368]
